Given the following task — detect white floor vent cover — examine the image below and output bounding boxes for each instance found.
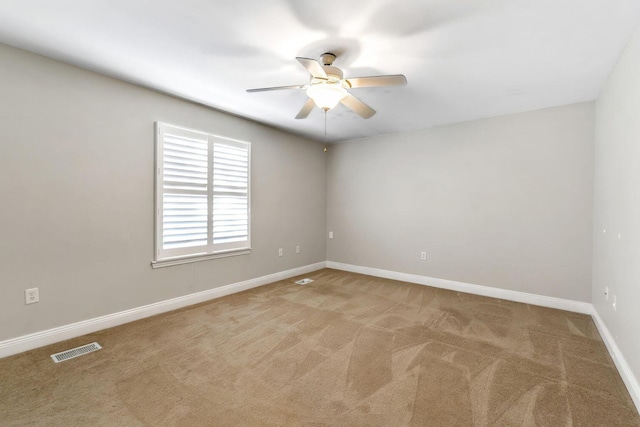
[295,278,314,285]
[51,342,102,363]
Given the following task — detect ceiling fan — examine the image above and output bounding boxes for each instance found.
[247,53,407,119]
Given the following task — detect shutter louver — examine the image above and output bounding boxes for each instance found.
[162,193,208,249]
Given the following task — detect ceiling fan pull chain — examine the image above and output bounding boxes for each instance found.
[323,110,328,152]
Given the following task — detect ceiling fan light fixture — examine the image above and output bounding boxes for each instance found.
[306,83,347,110]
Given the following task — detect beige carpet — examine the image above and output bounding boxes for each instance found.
[1,269,638,426]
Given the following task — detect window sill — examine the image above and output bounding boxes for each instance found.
[151,248,251,269]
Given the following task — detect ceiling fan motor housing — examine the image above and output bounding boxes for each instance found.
[320,53,343,80]
[321,65,343,80]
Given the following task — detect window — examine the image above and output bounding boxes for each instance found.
[153,122,251,266]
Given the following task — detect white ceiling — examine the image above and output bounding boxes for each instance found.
[1,0,639,142]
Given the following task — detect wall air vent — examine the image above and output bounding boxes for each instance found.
[50,342,102,363]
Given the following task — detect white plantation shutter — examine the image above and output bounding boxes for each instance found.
[155,123,251,262]
[212,141,249,248]
[161,128,209,256]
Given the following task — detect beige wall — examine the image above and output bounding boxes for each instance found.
[0,44,327,341]
[327,103,594,301]
[0,40,605,348]
[593,25,640,384]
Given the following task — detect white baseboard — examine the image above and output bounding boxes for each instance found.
[326,261,592,314]
[590,308,640,411]
[0,262,326,359]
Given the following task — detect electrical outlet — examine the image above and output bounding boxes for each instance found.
[329,231,334,239]
[278,248,283,257]
[613,295,617,311]
[420,251,427,261]
[25,288,39,305]
[296,245,300,254]
[604,286,609,301]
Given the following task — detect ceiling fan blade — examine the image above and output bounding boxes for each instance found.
[295,98,316,119]
[340,93,376,119]
[246,84,307,93]
[346,74,407,88]
[296,57,328,79]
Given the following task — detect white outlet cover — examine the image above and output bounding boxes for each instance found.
[25,287,39,304]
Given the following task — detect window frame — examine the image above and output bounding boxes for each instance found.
[152,122,251,268]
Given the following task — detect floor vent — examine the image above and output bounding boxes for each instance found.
[295,278,314,285]
[51,342,102,363]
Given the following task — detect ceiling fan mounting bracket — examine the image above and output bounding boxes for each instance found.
[321,52,337,66]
